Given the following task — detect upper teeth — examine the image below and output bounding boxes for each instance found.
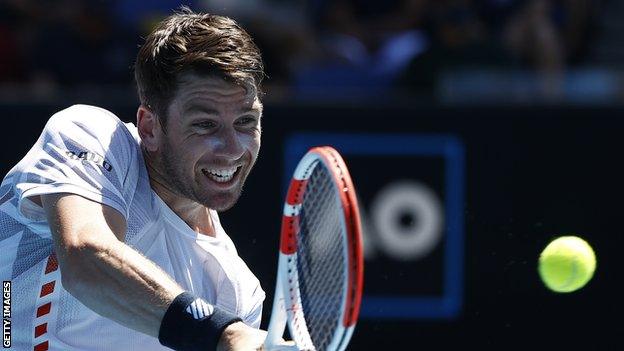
[203,167,239,182]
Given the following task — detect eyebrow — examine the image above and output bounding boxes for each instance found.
[238,106,261,114]
[185,104,261,116]
[186,105,219,116]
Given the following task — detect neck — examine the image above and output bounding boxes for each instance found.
[142,146,216,236]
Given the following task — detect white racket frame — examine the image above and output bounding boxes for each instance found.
[265,147,362,351]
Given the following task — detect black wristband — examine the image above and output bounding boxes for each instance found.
[159,292,242,351]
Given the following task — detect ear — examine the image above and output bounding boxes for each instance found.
[136,105,161,152]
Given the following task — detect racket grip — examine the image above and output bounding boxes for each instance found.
[265,299,287,348]
[265,269,288,349]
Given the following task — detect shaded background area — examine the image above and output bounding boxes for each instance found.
[1,0,620,104]
[1,0,622,349]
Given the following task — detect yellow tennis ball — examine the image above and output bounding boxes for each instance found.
[538,236,596,293]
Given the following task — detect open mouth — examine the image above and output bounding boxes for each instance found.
[201,166,242,184]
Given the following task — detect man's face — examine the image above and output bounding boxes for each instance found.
[156,73,262,211]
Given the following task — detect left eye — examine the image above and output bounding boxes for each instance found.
[236,116,256,125]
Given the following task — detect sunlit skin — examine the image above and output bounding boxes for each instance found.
[137,73,263,236]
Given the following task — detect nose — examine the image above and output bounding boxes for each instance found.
[211,127,245,160]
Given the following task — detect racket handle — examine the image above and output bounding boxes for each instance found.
[265,270,288,349]
[264,306,287,348]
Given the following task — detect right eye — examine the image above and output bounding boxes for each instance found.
[193,120,217,130]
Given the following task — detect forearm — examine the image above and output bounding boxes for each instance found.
[60,236,184,336]
[41,193,255,350]
[41,193,184,336]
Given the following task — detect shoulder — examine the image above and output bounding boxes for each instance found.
[48,104,124,128]
[44,104,137,150]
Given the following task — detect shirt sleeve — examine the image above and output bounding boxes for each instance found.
[242,283,264,328]
[12,104,139,221]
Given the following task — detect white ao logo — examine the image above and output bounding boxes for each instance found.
[362,180,444,261]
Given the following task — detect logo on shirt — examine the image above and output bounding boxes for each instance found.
[185,298,214,320]
[66,150,113,172]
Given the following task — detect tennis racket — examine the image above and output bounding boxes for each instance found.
[264,146,364,351]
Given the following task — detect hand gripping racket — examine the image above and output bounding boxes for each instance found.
[264,146,364,351]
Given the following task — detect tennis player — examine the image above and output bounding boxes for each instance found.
[0,7,284,351]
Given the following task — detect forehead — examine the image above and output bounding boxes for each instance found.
[173,72,258,108]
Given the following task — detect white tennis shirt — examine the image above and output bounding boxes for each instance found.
[0,104,264,350]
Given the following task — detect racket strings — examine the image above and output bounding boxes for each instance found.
[295,163,346,351]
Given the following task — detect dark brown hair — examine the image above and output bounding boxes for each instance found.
[134,7,264,128]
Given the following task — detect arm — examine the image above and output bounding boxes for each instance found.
[42,192,267,349]
[42,192,183,336]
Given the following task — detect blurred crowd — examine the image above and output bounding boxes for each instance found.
[0,0,612,102]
